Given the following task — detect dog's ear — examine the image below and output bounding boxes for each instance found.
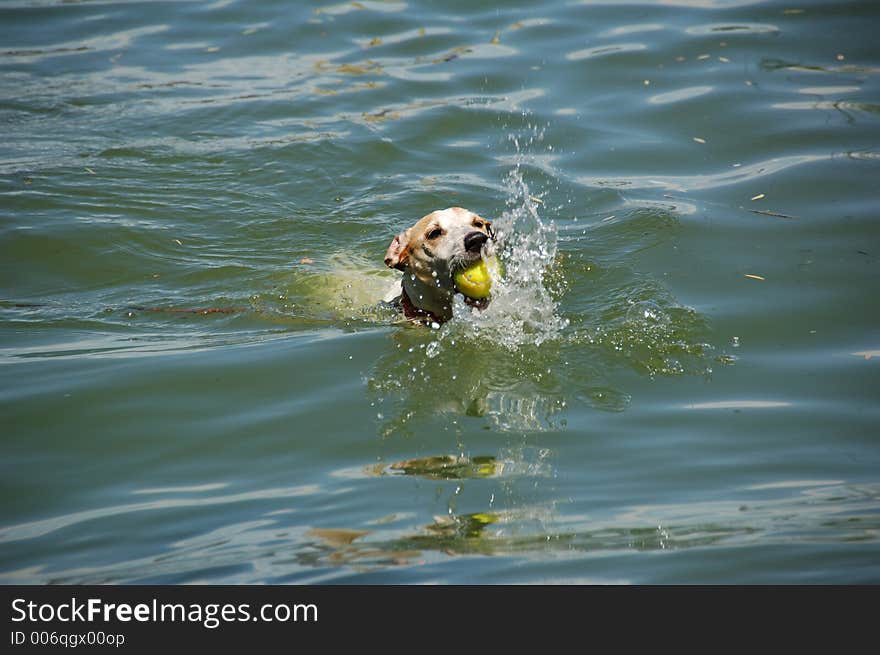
[384,229,411,271]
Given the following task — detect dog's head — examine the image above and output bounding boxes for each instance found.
[385,207,494,321]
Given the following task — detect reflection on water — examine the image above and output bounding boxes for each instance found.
[367,448,554,481]
[250,480,880,579]
[366,329,570,436]
[369,454,502,480]
[4,478,875,583]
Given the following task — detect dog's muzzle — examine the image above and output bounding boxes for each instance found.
[464,230,490,253]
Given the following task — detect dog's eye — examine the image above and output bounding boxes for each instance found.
[427,228,443,240]
[473,220,484,229]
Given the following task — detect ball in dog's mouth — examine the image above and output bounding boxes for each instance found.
[453,256,502,300]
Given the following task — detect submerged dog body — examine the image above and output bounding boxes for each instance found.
[384,207,494,323]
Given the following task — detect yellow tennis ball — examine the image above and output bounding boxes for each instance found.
[453,257,502,300]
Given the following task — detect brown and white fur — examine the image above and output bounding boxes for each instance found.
[383,207,494,324]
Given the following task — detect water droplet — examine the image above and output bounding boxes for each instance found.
[625,300,668,325]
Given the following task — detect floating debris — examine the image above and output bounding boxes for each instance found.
[334,61,383,75]
[751,193,765,201]
[363,108,400,122]
[300,257,315,264]
[693,137,707,144]
[307,528,369,547]
[744,274,766,281]
[750,208,796,219]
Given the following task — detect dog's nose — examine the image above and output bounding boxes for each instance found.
[464,230,489,253]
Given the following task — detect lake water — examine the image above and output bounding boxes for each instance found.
[1,0,878,584]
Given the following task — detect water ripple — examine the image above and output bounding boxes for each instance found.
[0,484,320,544]
[578,153,826,192]
[1,25,169,62]
[566,42,647,60]
[648,85,714,104]
[685,22,779,35]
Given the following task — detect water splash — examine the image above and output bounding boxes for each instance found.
[574,295,718,378]
[363,121,727,435]
[442,168,569,351]
[364,151,573,434]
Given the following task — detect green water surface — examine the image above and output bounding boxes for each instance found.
[1,0,879,583]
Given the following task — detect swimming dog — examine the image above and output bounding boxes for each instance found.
[383,207,495,323]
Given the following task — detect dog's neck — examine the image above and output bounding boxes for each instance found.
[400,271,454,322]
[399,287,444,324]
[398,283,489,325]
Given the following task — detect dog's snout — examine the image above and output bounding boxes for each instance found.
[464,230,489,253]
